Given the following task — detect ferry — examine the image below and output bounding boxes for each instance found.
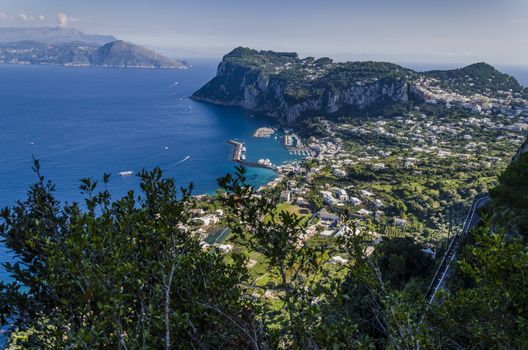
[118,171,134,176]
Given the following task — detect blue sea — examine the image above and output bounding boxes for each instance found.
[0,61,298,285]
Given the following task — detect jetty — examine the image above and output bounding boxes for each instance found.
[228,140,278,171]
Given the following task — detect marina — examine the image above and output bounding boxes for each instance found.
[228,140,278,171]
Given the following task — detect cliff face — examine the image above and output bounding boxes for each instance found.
[192,48,418,124]
[193,48,528,125]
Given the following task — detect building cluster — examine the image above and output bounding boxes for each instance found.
[414,76,528,118]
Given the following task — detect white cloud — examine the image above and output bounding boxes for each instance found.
[56,12,78,28]
[19,13,37,21]
[39,15,45,21]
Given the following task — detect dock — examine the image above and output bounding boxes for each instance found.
[227,140,278,171]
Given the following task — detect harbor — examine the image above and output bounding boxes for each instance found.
[228,139,278,171]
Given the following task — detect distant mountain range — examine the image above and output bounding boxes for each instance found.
[193,47,527,123]
[0,27,189,69]
[0,27,116,45]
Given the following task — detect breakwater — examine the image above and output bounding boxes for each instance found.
[228,140,278,171]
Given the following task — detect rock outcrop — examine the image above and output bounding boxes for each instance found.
[192,47,526,125]
[192,47,418,124]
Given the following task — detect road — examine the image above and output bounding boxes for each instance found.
[425,194,490,305]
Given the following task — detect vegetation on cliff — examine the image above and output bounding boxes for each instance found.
[192,48,526,125]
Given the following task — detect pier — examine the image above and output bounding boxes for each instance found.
[227,140,278,171]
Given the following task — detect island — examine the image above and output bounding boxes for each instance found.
[0,27,189,69]
[192,47,527,125]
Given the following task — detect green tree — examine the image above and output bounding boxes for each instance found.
[426,223,528,349]
[489,152,528,235]
[0,162,259,349]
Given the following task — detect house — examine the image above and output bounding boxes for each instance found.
[218,244,233,253]
[320,229,336,237]
[360,190,374,197]
[329,256,349,265]
[422,247,436,259]
[335,225,360,237]
[373,163,386,171]
[333,188,348,201]
[318,209,339,224]
[192,214,219,226]
[321,191,338,206]
[280,190,291,203]
[333,168,346,177]
[357,209,373,217]
[296,197,311,208]
[349,197,362,206]
[393,217,407,228]
[190,208,205,217]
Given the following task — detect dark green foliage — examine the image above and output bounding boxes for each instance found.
[374,238,433,290]
[0,162,256,349]
[425,62,525,95]
[296,117,328,138]
[426,225,528,349]
[489,152,528,235]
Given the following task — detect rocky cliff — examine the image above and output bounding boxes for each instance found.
[192,48,527,124]
[192,47,419,123]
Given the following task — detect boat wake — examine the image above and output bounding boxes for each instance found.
[164,156,191,170]
[176,155,191,165]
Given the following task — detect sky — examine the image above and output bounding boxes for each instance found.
[0,0,527,65]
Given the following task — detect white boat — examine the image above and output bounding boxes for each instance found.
[119,171,134,176]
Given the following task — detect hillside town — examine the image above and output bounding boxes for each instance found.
[190,102,527,263]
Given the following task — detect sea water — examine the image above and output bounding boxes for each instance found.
[0,61,297,283]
